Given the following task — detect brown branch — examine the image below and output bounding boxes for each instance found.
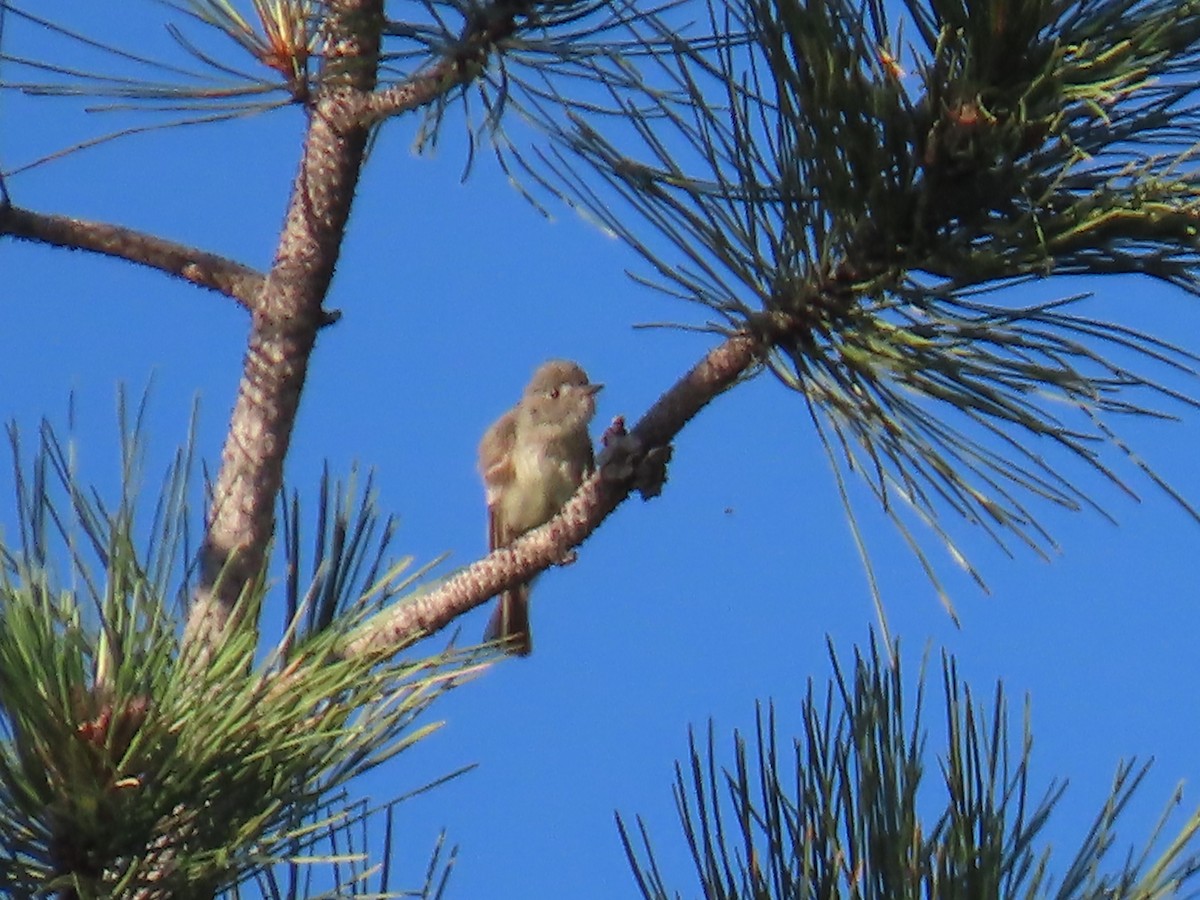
[351,0,532,127]
[183,0,388,662]
[0,203,264,308]
[355,59,463,125]
[340,331,762,658]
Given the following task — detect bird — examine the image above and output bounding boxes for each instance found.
[478,360,602,655]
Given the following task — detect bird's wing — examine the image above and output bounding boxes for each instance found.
[479,408,518,550]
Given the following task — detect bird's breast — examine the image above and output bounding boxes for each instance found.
[505,439,581,531]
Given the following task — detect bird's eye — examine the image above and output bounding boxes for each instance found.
[550,388,560,399]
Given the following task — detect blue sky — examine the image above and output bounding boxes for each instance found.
[3,5,1200,897]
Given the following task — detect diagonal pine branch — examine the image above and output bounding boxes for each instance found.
[529,0,1200,631]
[0,202,265,308]
[358,58,465,125]
[340,330,760,658]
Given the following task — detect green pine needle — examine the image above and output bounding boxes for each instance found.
[0,398,475,897]
[618,635,1200,899]
[540,0,1200,626]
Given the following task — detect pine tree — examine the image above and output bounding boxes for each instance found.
[2,0,1200,895]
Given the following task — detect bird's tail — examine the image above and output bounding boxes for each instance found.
[483,584,532,656]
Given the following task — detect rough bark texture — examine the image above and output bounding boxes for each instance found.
[341,331,762,658]
[0,204,263,307]
[183,0,386,661]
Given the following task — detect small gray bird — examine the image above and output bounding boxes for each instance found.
[478,360,602,655]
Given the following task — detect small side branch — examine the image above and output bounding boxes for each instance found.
[0,204,264,309]
[340,331,761,658]
[351,0,533,128]
[356,59,462,125]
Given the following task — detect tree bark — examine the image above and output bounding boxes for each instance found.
[184,0,387,663]
[0,204,263,307]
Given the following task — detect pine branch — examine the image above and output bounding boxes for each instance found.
[183,0,390,665]
[536,0,1200,623]
[359,58,464,123]
[340,330,759,658]
[0,203,264,308]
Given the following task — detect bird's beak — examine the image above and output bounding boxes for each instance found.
[586,383,604,395]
